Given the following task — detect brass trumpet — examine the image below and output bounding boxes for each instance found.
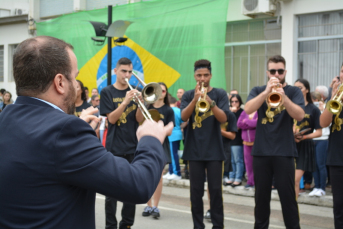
[327,84,343,114]
[266,83,283,108]
[125,72,162,121]
[196,82,210,113]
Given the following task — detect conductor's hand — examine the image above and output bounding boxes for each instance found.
[137,120,174,144]
[79,106,100,130]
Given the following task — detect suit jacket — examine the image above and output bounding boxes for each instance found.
[0,96,164,229]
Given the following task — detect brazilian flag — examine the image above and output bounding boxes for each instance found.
[36,0,230,96]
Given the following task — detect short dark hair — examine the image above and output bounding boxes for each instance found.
[91,95,99,101]
[0,88,6,95]
[77,80,87,102]
[194,59,211,72]
[116,57,132,68]
[267,55,286,69]
[230,94,243,107]
[13,36,73,97]
[169,96,177,104]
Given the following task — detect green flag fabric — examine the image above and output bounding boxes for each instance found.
[37,0,229,95]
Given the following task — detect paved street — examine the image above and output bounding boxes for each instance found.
[95,186,334,229]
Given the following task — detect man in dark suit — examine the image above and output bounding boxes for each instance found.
[0,36,173,229]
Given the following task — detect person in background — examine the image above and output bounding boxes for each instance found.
[75,80,91,117]
[0,88,6,110]
[90,95,100,116]
[176,88,185,108]
[237,109,258,189]
[228,89,239,106]
[320,63,343,229]
[142,82,175,219]
[163,96,187,180]
[309,90,329,197]
[91,88,99,97]
[293,79,322,198]
[85,86,91,103]
[1,91,13,111]
[227,94,244,187]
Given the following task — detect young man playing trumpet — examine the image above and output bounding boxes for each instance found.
[181,59,230,229]
[244,55,305,229]
[320,63,343,229]
[100,57,143,229]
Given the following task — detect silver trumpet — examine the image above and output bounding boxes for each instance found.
[125,72,162,121]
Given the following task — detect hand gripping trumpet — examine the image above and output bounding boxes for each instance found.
[125,72,162,121]
[262,82,284,124]
[327,84,343,115]
[327,84,343,132]
[196,82,210,113]
[266,83,283,108]
[193,82,210,129]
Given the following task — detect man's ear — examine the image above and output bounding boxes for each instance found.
[53,74,67,95]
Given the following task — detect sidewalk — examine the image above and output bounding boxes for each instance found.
[162,177,333,208]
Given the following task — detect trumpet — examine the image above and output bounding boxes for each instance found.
[196,82,210,113]
[125,72,162,121]
[266,83,283,108]
[327,84,343,114]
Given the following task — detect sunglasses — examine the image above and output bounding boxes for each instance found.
[162,90,166,93]
[231,100,239,103]
[268,69,285,75]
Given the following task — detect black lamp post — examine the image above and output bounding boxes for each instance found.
[89,5,132,86]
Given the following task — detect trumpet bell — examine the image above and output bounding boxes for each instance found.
[197,99,210,113]
[267,92,283,108]
[327,100,342,114]
[141,82,162,104]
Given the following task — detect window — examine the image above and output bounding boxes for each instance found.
[0,46,3,82]
[225,19,281,101]
[298,11,343,88]
[8,44,18,82]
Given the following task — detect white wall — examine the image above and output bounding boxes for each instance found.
[227,0,343,85]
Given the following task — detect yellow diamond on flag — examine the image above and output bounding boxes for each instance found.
[77,36,180,93]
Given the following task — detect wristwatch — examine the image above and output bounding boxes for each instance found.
[210,100,216,108]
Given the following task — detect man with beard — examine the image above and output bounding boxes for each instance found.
[0,36,173,229]
[244,55,305,229]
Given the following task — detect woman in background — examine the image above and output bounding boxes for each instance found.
[227,94,244,187]
[142,82,174,219]
[75,80,91,117]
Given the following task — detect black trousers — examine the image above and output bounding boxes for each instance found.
[105,154,136,229]
[330,166,343,229]
[189,160,224,229]
[253,156,300,229]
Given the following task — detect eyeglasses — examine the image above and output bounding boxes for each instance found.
[162,90,166,93]
[94,99,100,102]
[231,100,239,103]
[268,69,285,75]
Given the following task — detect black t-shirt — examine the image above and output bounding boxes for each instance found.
[222,110,238,152]
[230,108,243,146]
[75,100,91,117]
[100,85,139,155]
[247,85,305,157]
[180,87,230,161]
[294,103,321,135]
[327,111,343,166]
[148,104,175,163]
